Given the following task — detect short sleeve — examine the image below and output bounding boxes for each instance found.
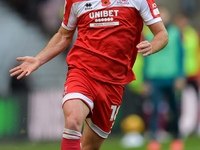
[62,0,77,30]
[139,0,162,25]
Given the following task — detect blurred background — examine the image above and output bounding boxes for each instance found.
[0,0,200,149]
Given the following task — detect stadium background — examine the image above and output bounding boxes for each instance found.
[0,0,200,149]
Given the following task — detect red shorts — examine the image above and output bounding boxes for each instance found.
[62,67,124,138]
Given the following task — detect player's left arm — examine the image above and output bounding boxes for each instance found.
[137,21,168,56]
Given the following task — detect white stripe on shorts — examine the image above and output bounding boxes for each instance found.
[85,118,110,139]
[62,92,94,110]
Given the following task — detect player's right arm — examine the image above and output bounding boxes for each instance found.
[9,26,75,79]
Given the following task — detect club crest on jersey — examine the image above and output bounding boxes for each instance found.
[117,0,129,5]
[101,0,111,6]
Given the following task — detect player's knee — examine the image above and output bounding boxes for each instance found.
[65,116,83,131]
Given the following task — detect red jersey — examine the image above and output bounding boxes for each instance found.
[62,0,161,84]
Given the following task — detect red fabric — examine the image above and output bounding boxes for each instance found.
[62,0,161,85]
[62,67,124,135]
[67,6,142,84]
[146,0,161,18]
[61,138,81,150]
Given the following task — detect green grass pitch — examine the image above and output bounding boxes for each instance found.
[0,134,200,150]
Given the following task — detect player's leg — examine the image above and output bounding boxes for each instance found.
[61,99,90,150]
[80,83,124,150]
[81,123,106,150]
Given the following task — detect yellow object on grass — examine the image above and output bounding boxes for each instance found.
[121,114,145,133]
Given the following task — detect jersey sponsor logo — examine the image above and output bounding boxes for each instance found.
[89,10,119,19]
[101,0,111,6]
[89,10,119,27]
[95,18,114,22]
[90,22,119,27]
[117,0,129,5]
[85,3,92,10]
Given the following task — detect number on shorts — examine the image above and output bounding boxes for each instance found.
[110,105,120,121]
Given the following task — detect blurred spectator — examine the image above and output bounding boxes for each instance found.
[175,13,200,98]
[175,13,200,138]
[38,0,64,36]
[2,0,46,21]
[2,0,64,36]
[180,0,197,17]
[142,7,185,150]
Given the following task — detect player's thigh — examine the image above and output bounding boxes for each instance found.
[81,123,105,150]
[63,99,90,132]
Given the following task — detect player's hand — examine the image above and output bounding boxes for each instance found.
[9,56,40,79]
[137,41,153,56]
